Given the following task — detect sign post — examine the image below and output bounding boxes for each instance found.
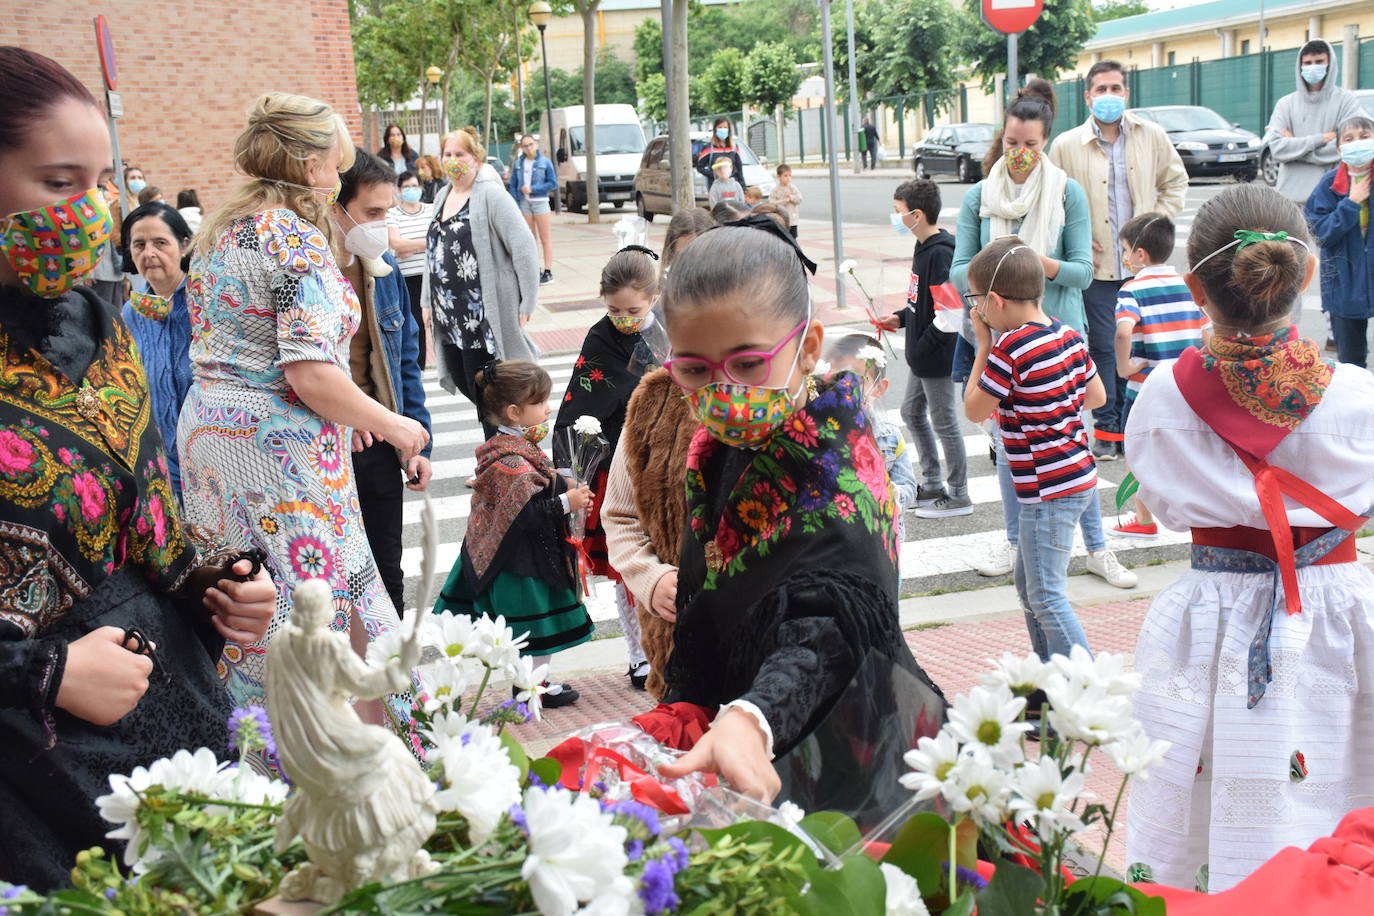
[94,15,126,208]
[981,0,1044,103]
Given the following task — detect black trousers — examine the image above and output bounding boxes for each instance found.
[403,273,426,370]
[444,341,500,441]
[353,439,406,615]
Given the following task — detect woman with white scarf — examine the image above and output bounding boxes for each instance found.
[949,83,1137,597]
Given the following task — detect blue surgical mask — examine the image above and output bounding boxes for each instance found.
[890,212,910,235]
[127,178,147,195]
[1091,94,1125,124]
[400,186,423,204]
[1301,64,1328,86]
[1341,138,1374,169]
[715,127,729,141]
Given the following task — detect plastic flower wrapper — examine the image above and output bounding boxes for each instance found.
[558,416,610,541]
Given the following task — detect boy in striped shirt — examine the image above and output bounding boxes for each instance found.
[1112,213,1209,537]
[964,237,1106,664]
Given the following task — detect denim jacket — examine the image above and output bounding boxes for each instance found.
[508,153,558,202]
[872,416,919,512]
[358,252,433,457]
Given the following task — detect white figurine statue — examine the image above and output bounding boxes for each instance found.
[267,578,437,905]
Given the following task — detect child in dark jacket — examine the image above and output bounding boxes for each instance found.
[1305,114,1374,369]
[878,179,970,519]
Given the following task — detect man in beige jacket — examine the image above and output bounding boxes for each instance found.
[1048,60,1188,459]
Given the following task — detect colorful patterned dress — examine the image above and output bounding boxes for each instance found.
[178,208,405,724]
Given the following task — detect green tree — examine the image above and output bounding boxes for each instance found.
[594,50,637,106]
[526,66,585,125]
[633,18,663,87]
[961,0,1096,90]
[639,71,667,122]
[700,47,749,115]
[868,0,961,102]
[720,0,821,63]
[742,42,802,113]
[1093,0,1150,22]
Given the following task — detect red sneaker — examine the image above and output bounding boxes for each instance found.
[1112,517,1158,538]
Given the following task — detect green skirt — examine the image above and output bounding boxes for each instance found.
[433,556,594,656]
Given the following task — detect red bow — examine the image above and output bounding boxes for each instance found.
[565,536,593,597]
[546,737,701,815]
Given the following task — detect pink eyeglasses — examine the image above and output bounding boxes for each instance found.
[664,319,807,389]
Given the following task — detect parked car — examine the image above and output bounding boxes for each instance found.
[1129,105,1260,180]
[486,155,509,183]
[633,132,775,220]
[1261,87,1374,185]
[911,123,995,183]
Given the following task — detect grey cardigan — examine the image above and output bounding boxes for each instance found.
[421,166,541,394]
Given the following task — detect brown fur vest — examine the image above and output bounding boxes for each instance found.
[621,368,698,697]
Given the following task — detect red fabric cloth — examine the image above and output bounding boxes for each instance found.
[629,702,716,751]
[1191,525,1357,564]
[1143,808,1374,914]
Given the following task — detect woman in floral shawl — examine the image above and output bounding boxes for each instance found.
[653,224,942,804]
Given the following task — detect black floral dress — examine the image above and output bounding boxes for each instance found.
[0,285,230,890]
[428,200,497,406]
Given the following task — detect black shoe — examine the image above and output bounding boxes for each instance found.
[539,269,553,285]
[915,485,947,508]
[628,663,650,691]
[1091,438,1118,461]
[541,682,579,708]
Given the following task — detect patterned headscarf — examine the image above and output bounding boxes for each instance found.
[1199,326,1333,431]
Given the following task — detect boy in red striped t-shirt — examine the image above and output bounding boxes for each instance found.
[963,237,1107,664]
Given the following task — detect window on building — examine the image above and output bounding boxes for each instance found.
[1167,51,1176,66]
[1241,39,1251,55]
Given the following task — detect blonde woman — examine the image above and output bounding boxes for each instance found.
[420,127,540,439]
[179,93,428,726]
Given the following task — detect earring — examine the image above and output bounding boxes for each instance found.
[805,373,819,400]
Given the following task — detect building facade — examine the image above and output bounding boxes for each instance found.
[1,0,362,211]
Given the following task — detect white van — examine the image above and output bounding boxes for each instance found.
[539,104,647,213]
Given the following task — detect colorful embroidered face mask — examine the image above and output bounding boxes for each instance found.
[683,313,809,448]
[609,312,653,335]
[444,159,473,181]
[1005,147,1039,173]
[129,290,171,321]
[0,189,113,298]
[520,420,550,444]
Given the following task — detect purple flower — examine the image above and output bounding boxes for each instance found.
[104,888,117,901]
[942,861,988,891]
[227,705,276,758]
[667,836,690,872]
[607,799,662,837]
[508,804,528,833]
[637,858,681,915]
[626,839,644,862]
[528,772,546,789]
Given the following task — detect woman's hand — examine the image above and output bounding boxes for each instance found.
[204,560,277,644]
[658,707,780,802]
[519,313,531,328]
[381,414,429,462]
[650,569,678,622]
[352,430,375,452]
[56,627,154,726]
[1350,175,1370,205]
[567,484,593,512]
[405,455,432,491]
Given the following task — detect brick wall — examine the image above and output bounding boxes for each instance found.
[0,0,363,211]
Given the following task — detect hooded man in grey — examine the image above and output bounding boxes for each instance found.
[1264,38,1363,203]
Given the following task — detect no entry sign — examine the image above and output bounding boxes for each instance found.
[982,0,1044,35]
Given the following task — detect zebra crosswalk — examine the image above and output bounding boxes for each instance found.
[398,337,1189,622]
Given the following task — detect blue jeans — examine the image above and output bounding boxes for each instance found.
[1083,279,1124,433]
[1330,315,1369,369]
[994,436,1106,551]
[1014,490,1094,662]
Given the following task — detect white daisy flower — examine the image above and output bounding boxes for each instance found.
[1007,756,1089,837]
[1105,730,1172,780]
[899,731,965,801]
[1045,680,1136,747]
[945,685,1030,767]
[978,651,1050,698]
[940,754,1011,827]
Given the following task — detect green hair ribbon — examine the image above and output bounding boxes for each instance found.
[1232,229,1290,250]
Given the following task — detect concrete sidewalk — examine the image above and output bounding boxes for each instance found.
[527,205,932,355]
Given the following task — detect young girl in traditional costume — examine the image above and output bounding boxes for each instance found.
[434,361,593,708]
[554,246,660,690]
[1124,184,1374,892]
[651,224,943,809]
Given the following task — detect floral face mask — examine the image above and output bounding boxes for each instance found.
[129,290,171,321]
[682,313,810,448]
[0,189,113,298]
[1005,147,1040,173]
[609,312,653,335]
[519,420,550,444]
[444,159,474,181]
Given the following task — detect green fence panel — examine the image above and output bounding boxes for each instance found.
[1051,77,1086,138]
[1135,63,1193,109]
[1199,55,1264,135]
[1362,37,1374,88]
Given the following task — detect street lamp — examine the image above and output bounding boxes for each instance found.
[528,0,560,213]
[425,65,444,158]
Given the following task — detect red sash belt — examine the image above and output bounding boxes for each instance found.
[1190,526,1357,566]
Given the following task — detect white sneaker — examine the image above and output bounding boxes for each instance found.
[1086,549,1137,589]
[973,540,1015,577]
